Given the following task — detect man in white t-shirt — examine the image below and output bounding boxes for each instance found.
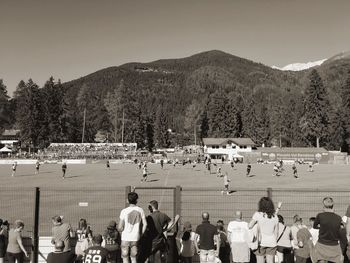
[118,192,147,263]
[227,211,250,263]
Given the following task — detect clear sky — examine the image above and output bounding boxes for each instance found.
[1,0,350,95]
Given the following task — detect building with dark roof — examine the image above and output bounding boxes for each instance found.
[202,137,255,161]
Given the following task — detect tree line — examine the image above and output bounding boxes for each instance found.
[1,68,350,152]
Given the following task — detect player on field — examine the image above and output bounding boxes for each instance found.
[308,162,314,172]
[106,160,110,169]
[217,167,223,177]
[246,163,252,177]
[192,160,197,169]
[230,160,234,169]
[62,162,67,179]
[273,163,280,176]
[141,166,148,182]
[160,159,164,169]
[11,162,17,177]
[83,234,110,263]
[221,172,231,195]
[292,163,298,178]
[35,160,40,175]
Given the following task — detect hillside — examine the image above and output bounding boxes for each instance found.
[59,50,350,148]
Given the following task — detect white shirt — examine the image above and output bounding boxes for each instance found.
[309,227,319,245]
[227,220,250,243]
[252,212,278,247]
[119,206,145,241]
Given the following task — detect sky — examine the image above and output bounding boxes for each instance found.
[1,0,350,96]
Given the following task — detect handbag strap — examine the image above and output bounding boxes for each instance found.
[277,226,287,243]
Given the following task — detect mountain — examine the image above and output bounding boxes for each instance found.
[59,49,350,147]
[272,59,327,71]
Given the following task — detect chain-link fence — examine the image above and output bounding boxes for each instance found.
[38,187,126,236]
[1,186,350,262]
[0,187,35,237]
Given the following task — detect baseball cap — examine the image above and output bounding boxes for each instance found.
[107,220,117,230]
[93,234,103,244]
[183,221,192,231]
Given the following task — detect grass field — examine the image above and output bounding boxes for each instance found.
[0,162,349,236]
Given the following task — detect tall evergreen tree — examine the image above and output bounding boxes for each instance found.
[14,79,42,149]
[39,77,65,146]
[0,80,10,131]
[300,69,330,147]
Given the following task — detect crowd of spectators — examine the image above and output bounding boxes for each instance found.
[1,195,350,263]
[44,143,137,159]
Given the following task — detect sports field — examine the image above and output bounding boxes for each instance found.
[0,162,349,189]
[0,162,349,236]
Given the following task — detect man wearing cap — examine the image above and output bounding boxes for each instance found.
[194,212,220,263]
[47,240,76,263]
[51,215,74,252]
[103,220,121,263]
[146,200,180,263]
[118,192,147,263]
[84,234,110,263]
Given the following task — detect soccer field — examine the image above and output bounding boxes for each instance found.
[0,162,349,236]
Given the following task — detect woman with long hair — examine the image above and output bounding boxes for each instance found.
[249,197,279,263]
[75,218,90,262]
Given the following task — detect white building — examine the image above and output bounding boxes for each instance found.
[203,138,255,161]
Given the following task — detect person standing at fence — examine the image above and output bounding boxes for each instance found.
[118,192,147,263]
[227,211,250,263]
[6,220,28,263]
[216,220,230,263]
[194,212,220,263]
[62,162,67,179]
[83,234,110,263]
[276,215,293,263]
[145,200,180,263]
[35,160,40,175]
[290,215,307,251]
[47,240,76,263]
[310,197,343,263]
[0,219,9,263]
[103,220,121,263]
[308,217,319,246]
[51,215,74,252]
[178,222,196,263]
[248,197,279,263]
[345,205,350,258]
[11,162,17,177]
[75,219,91,262]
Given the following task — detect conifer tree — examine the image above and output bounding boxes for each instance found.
[300,69,330,147]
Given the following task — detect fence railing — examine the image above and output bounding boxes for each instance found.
[1,186,350,262]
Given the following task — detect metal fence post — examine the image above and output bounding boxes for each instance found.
[125,186,131,208]
[33,187,40,263]
[174,186,182,233]
[267,187,273,200]
[174,186,182,217]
